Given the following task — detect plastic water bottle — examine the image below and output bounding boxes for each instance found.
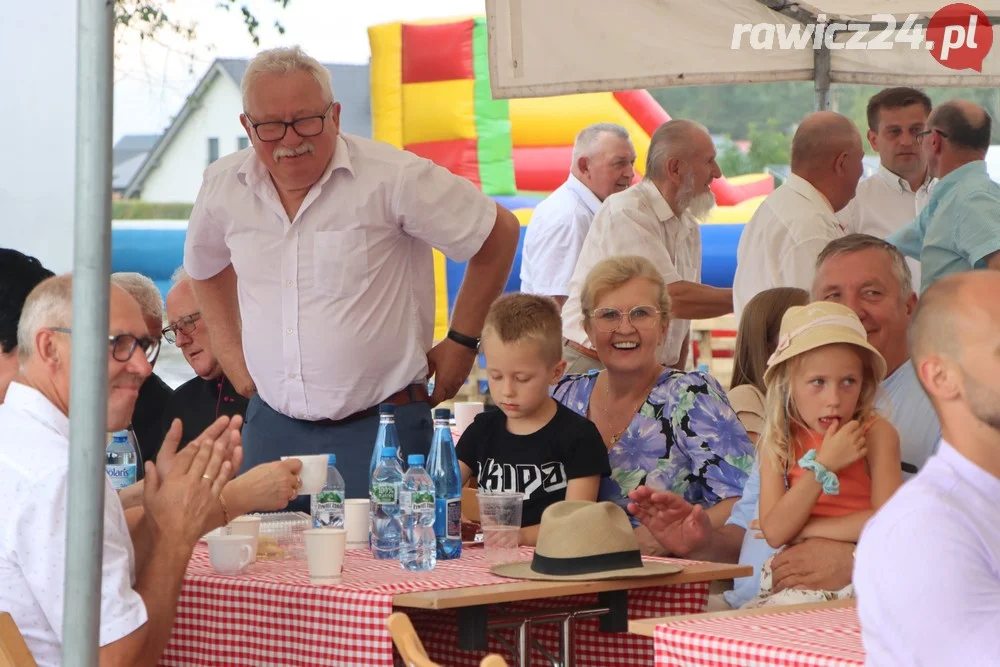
[370,446,404,560]
[311,454,346,528]
[369,404,404,548]
[106,428,138,490]
[399,454,437,571]
[426,408,463,560]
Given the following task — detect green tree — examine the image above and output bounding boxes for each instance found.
[746,119,791,172]
[114,0,290,46]
[717,142,751,177]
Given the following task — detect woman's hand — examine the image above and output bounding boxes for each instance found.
[816,419,866,473]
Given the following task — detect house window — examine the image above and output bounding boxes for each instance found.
[238,136,249,151]
[207,137,219,164]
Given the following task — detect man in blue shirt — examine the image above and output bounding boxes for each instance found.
[887,100,1000,292]
[627,234,941,608]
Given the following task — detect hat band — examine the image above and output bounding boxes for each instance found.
[530,549,643,576]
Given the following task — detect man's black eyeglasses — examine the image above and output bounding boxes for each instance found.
[915,128,948,145]
[49,327,159,364]
[162,312,201,344]
[245,102,333,142]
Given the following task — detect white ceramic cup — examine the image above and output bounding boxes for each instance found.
[304,528,348,585]
[227,515,261,563]
[205,534,255,575]
[454,401,484,436]
[344,498,370,549]
[281,454,328,495]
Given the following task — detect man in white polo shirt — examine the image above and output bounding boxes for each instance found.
[520,123,636,307]
[733,111,864,319]
[0,275,240,667]
[184,46,520,500]
[561,119,734,372]
[838,87,933,291]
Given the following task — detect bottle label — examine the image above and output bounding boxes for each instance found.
[413,491,435,514]
[445,497,462,540]
[398,490,412,512]
[371,483,398,505]
[106,464,136,490]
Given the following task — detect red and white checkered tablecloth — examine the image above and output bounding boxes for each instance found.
[654,605,864,667]
[160,544,709,667]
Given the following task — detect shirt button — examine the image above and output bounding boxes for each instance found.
[286,328,294,334]
[288,372,297,379]
[286,280,293,287]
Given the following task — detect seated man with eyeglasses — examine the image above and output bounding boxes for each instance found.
[0,274,243,667]
[157,268,250,454]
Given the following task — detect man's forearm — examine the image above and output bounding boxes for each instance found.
[449,207,520,336]
[667,281,734,320]
[191,266,250,383]
[686,524,745,563]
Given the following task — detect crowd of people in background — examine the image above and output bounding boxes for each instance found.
[1,43,999,666]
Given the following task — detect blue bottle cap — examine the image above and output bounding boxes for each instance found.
[379,403,396,415]
[328,454,336,466]
[434,408,451,420]
[407,454,425,466]
[381,446,397,457]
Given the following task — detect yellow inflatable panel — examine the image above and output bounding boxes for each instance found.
[401,80,478,144]
[513,207,534,227]
[368,23,403,148]
[704,195,767,224]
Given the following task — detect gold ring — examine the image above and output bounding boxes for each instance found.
[202,474,212,481]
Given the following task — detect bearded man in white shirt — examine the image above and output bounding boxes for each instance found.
[838,87,933,291]
[733,111,864,319]
[520,123,636,307]
[184,47,520,501]
[0,275,241,667]
[561,119,735,373]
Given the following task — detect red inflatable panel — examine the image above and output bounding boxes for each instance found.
[710,175,775,205]
[406,138,481,187]
[401,21,476,84]
[613,90,670,135]
[513,146,573,192]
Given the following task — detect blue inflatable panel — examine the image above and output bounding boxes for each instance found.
[700,224,744,289]
[491,194,545,211]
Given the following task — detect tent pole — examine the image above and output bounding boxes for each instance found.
[814,42,831,111]
[62,1,115,665]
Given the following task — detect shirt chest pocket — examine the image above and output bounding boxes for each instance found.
[313,230,370,298]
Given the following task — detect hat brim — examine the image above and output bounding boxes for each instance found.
[764,337,886,386]
[490,559,683,582]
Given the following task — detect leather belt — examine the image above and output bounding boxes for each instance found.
[564,338,601,362]
[310,383,430,427]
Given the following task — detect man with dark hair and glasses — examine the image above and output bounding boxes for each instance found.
[888,100,1000,292]
[183,46,520,504]
[838,87,933,292]
[0,248,53,402]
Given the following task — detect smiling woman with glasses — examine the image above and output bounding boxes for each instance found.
[552,255,753,556]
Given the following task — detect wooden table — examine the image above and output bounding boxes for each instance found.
[628,598,855,636]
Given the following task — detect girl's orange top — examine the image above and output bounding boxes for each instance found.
[787,422,873,518]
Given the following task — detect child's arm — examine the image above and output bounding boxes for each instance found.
[459,461,473,487]
[520,476,600,546]
[759,420,867,549]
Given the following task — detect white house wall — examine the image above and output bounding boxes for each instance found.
[140,73,247,203]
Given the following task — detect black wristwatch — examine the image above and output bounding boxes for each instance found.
[447,328,481,352]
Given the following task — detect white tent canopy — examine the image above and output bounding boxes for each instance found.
[486,0,1000,99]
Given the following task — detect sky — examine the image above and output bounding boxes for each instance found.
[113,0,485,142]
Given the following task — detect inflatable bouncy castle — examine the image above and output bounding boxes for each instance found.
[367,17,771,339]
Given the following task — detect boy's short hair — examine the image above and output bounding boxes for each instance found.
[482,293,563,364]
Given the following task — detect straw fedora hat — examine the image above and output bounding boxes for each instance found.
[490,501,683,581]
[763,301,886,385]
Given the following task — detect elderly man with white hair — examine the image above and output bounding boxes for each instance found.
[184,46,520,503]
[0,274,242,667]
[561,119,734,373]
[111,271,173,477]
[520,123,636,307]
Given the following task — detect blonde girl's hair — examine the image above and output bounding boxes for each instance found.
[757,344,882,472]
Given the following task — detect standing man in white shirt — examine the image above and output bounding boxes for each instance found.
[184,47,520,500]
[838,87,933,291]
[733,111,864,319]
[561,119,734,373]
[520,123,636,307]
[0,275,240,667]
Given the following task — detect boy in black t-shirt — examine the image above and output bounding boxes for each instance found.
[456,294,610,546]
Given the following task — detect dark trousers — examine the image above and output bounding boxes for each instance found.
[240,395,433,513]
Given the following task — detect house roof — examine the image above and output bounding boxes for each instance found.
[113,133,160,165]
[124,58,371,199]
[112,151,152,191]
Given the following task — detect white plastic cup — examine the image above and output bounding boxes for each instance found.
[454,401,484,436]
[281,454,328,495]
[205,534,255,575]
[477,491,524,565]
[344,499,370,550]
[227,515,261,563]
[304,528,348,585]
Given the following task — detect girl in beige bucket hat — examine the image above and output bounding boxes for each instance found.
[743,301,903,609]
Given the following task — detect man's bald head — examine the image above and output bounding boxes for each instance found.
[645,119,711,180]
[928,100,991,154]
[910,274,966,365]
[790,111,864,212]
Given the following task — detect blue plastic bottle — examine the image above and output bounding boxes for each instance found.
[426,408,463,560]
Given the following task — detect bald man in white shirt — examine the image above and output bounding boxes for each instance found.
[733,111,864,319]
[838,87,933,291]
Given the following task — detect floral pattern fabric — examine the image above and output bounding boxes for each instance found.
[552,368,754,524]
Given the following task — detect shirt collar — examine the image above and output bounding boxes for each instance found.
[638,179,679,223]
[875,162,933,194]
[237,134,355,190]
[785,173,834,213]
[3,382,70,441]
[565,174,603,215]
[935,439,1000,498]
